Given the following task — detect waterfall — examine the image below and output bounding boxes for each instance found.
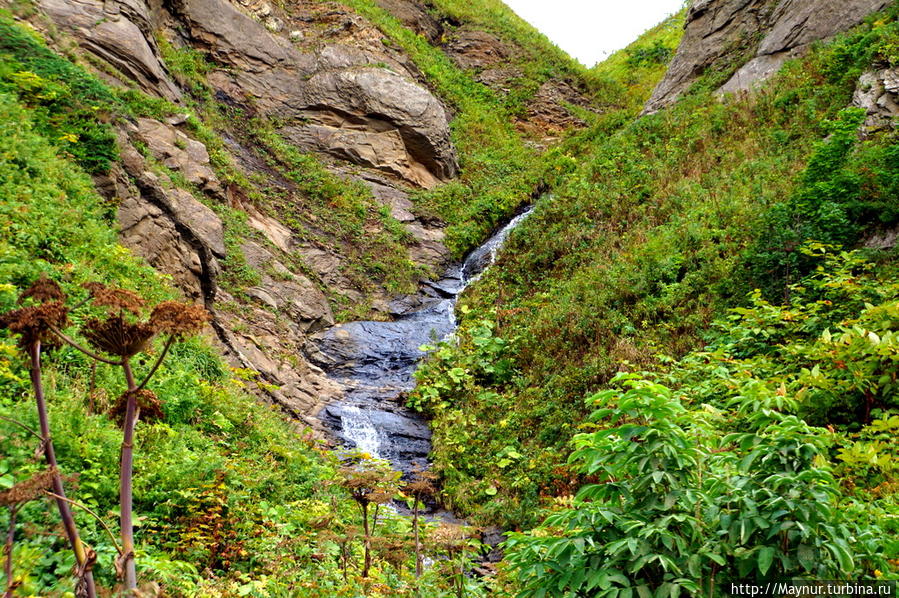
[313,199,540,474]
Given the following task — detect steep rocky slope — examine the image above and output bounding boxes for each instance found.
[7,0,597,426]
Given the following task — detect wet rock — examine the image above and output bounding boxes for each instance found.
[645,0,891,113]
[314,205,538,477]
[480,527,507,563]
[37,0,181,101]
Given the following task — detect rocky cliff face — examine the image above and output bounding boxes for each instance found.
[23,0,589,427]
[645,0,892,113]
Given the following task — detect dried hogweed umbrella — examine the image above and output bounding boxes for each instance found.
[0,277,98,598]
[82,316,156,359]
[82,282,145,316]
[109,389,164,427]
[76,289,208,592]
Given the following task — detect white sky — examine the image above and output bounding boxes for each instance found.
[503,0,685,67]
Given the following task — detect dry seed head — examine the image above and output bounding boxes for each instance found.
[83,283,144,316]
[83,316,156,357]
[149,301,210,337]
[0,301,69,348]
[0,468,57,506]
[19,274,65,304]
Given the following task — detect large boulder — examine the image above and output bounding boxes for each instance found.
[280,67,457,187]
[645,0,892,113]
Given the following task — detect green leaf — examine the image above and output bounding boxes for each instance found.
[758,546,775,576]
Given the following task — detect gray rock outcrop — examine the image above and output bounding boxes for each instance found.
[174,0,458,187]
[853,67,899,131]
[37,0,181,101]
[645,0,891,113]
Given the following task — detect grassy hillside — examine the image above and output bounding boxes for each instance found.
[411,4,899,564]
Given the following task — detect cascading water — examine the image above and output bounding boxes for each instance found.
[310,202,537,477]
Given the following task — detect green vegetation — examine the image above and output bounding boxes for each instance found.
[0,16,118,173]
[5,0,899,593]
[0,81,484,598]
[411,4,899,549]
[503,248,899,596]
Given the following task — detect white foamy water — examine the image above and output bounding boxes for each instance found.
[340,404,382,458]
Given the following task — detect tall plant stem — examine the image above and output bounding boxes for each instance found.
[28,342,97,598]
[4,505,18,598]
[135,336,173,392]
[119,358,139,592]
[44,492,123,555]
[361,501,371,578]
[413,496,422,578]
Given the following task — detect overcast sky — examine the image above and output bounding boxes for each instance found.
[504,0,685,67]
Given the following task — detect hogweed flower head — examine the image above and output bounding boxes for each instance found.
[82,316,156,357]
[0,468,57,506]
[19,274,66,304]
[82,283,144,316]
[0,301,69,348]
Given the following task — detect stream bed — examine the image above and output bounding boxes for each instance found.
[309,205,535,479]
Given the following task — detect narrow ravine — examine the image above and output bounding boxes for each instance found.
[309,203,537,480]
